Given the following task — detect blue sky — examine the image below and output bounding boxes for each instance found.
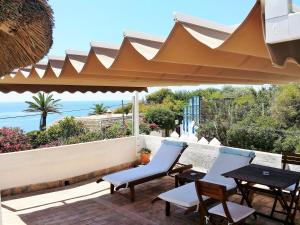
[48,0,256,56]
[1,0,294,102]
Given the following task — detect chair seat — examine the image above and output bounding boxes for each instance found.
[285,183,300,192]
[208,202,255,223]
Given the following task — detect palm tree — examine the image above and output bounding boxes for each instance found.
[89,103,108,115]
[25,92,61,131]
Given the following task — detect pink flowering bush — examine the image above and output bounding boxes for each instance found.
[0,128,32,153]
[149,123,159,131]
[39,140,62,149]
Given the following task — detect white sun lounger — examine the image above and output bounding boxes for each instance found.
[156,147,256,215]
[98,139,189,202]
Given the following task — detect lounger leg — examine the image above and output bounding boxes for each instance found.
[166,201,171,216]
[129,185,135,202]
[110,184,115,194]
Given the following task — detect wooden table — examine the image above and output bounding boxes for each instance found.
[175,169,206,187]
[223,164,300,225]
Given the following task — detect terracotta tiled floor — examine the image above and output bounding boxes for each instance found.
[2,177,299,225]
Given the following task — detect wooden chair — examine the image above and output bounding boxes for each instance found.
[195,180,255,225]
[271,153,300,219]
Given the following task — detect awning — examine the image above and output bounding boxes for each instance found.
[1,0,300,93]
[0,0,53,77]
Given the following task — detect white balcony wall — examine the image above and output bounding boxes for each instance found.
[141,135,284,172]
[0,137,137,190]
[0,135,298,191]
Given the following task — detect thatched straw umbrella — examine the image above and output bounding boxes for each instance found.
[0,0,54,77]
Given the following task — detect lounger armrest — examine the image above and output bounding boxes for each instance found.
[168,163,193,174]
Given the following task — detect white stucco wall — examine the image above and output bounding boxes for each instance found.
[141,135,284,172]
[0,137,137,190]
[0,135,297,191]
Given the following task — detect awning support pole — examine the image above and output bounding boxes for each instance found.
[133,92,140,155]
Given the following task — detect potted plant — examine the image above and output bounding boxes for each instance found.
[139,148,152,164]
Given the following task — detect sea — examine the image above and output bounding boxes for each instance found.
[0,100,127,132]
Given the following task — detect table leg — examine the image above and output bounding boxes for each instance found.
[271,190,279,217]
[234,179,252,208]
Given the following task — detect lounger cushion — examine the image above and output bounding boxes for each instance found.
[102,140,187,187]
[204,151,253,189]
[285,183,300,192]
[209,202,255,223]
[158,182,203,208]
[219,147,256,158]
[158,179,235,208]
[149,140,187,172]
[158,147,255,209]
[102,166,164,187]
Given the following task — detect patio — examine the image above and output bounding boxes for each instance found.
[1,1,300,224]
[2,176,299,225]
[0,135,298,225]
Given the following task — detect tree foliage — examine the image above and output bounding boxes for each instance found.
[146,88,174,104]
[145,107,175,136]
[113,103,132,115]
[3,84,300,154]
[89,103,108,115]
[271,84,300,128]
[24,92,61,131]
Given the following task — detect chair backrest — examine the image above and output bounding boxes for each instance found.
[195,180,227,202]
[282,153,300,170]
[148,139,188,172]
[195,180,234,223]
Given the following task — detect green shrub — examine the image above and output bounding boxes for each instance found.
[228,122,279,152]
[56,117,86,139]
[27,117,89,148]
[27,130,49,148]
[145,107,175,136]
[273,135,300,153]
[113,103,132,115]
[197,122,228,144]
[139,122,151,135]
[65,131,104,145]
[102,122,132,139]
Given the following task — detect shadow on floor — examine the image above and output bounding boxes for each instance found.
[2,177,299,225]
